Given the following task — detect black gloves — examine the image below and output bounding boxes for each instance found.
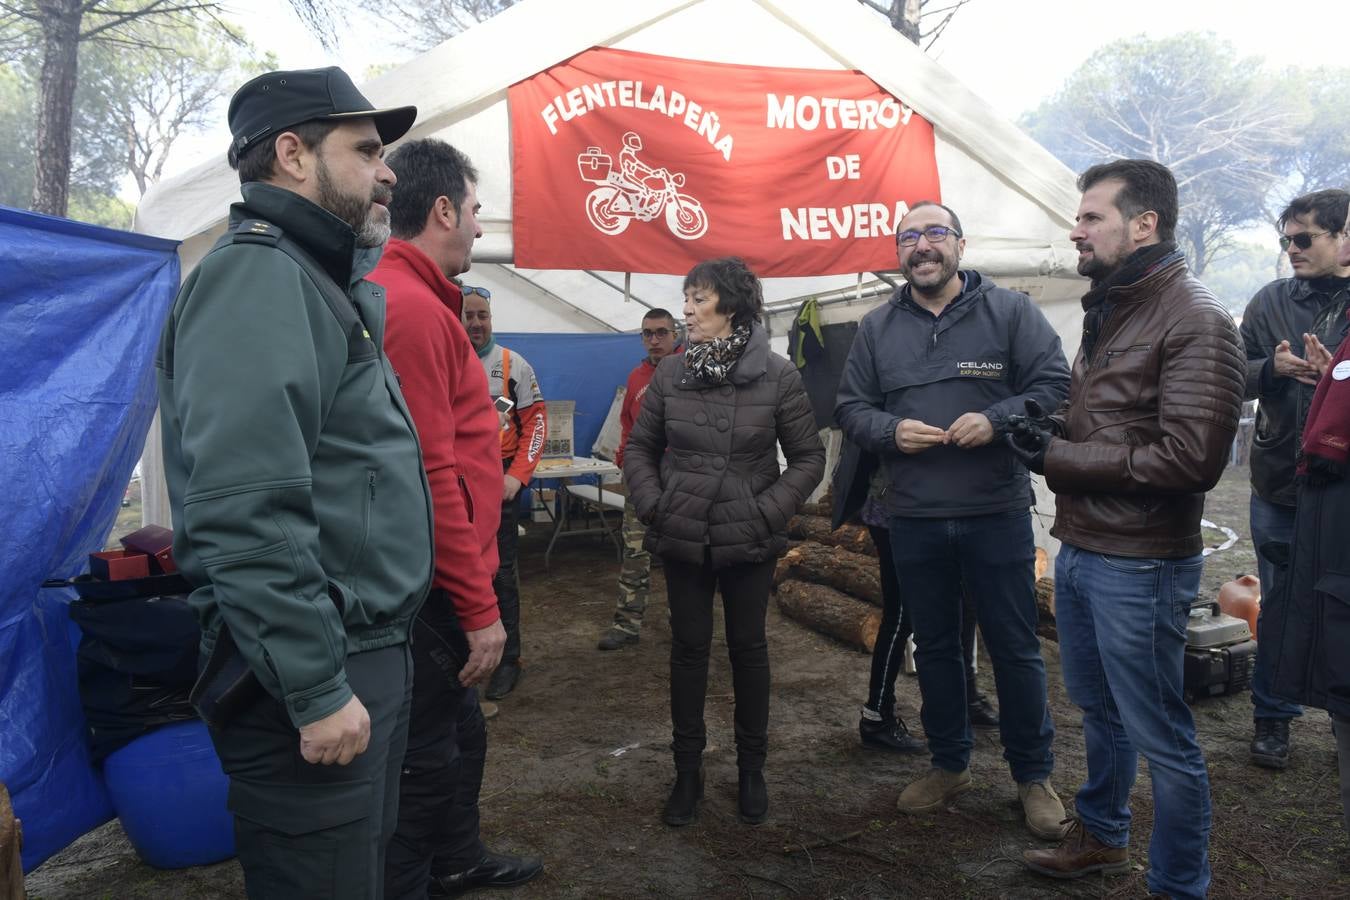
[1004,399,1059,475]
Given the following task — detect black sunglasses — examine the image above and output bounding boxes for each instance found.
[1279,231,1331,252]
[462,286,491,299]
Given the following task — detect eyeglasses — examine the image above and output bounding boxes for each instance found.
[462,286,491,299]
[641,327,672,340]
[897,225,961,247]
[1279,231,1331,252]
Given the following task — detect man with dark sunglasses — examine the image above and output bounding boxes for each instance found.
[836,200,1071,840]
[596,308,682,650]
[1237,189,1350,771]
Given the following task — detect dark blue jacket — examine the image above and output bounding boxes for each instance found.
[834,272,1070,518]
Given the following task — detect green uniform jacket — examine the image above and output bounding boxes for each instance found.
[156,182,435,729]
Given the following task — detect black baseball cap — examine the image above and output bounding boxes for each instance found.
[227,66,417,157]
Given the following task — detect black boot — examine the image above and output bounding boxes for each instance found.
[738,770,768,825]
[860,714,925,754]
[663,770,703,826]
[1250,717,1291,769]
[967,693,1000,729]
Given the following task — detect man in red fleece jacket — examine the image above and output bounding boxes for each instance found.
[375,139,541,898]
[596,308,681,650]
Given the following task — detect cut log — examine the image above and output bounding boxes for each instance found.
[786,515,876,556]
[774,543,883,607]
[776,579,880,652]
[1035,576,1057,643]
[797,486,834,519]
[1,782,24,900]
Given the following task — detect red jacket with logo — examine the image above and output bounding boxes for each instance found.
[616,358,657,469]
[374,240,501,631]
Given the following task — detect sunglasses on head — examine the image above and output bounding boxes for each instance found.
[641,327,672,340]
[1279,231,1331,252]
[462,286,491,299]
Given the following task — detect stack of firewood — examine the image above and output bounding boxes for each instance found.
[775,513,1057,651]
[1,783,23,900]
[775,515,884,652]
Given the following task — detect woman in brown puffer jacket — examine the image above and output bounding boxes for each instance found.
[623,257,825,828]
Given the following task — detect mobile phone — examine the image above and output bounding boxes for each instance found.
[494,396,515,414]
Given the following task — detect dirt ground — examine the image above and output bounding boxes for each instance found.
[25,465,1350,899]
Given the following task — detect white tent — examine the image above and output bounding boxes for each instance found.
[135,0,1088,547]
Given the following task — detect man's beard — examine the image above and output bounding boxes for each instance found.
[903,248,958,296]
[317,157,391,248]
[1076,233,1132,280]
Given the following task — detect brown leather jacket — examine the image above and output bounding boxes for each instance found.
[1045,254,1245,558]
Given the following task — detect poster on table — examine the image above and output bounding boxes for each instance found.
[509,47,941,278]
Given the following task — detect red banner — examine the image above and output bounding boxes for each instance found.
[508,47,940,278]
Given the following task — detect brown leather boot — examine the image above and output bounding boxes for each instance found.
[1022,818,1130,879]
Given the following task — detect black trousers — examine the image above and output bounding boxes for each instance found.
[384,600,487,899]
[211,644,412,900]
[865,525,980,718]
[663,554,776,773]
[493,498,521,664]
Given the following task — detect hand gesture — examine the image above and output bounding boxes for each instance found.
[1303,333,1333,380]
[1274,340,1320,385]
[946,412,993,449]
[503,474,523,502]
[894,418,947,454]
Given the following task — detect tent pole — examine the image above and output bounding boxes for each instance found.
[583,271,656,311]
[624,272,631,303]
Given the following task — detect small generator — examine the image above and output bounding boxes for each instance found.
[1183,601,1257,701]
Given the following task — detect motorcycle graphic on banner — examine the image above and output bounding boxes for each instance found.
[576,132,709,240]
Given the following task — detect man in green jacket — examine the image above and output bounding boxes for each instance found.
[156,67,434,899]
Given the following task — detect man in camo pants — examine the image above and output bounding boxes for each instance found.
[597,308,681,650]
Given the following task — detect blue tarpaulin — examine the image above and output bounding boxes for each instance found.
[0,206,180,872]
[494,331,640,457]
[0,205,641,871]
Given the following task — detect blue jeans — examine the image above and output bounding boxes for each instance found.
[1248,493,1302,720]
[1055,543,1211,900]
[887,510,1054,782]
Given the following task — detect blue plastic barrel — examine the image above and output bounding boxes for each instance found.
[101,720,236,868]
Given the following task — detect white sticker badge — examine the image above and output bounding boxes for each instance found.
[1334,360,1350,381]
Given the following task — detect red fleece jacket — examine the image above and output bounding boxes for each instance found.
[615,358,656,469]
[374,239,501,631]
[616,348,682,468]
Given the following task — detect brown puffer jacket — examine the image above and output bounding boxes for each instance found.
[624,323,826,569]
[1045,254,1245,558]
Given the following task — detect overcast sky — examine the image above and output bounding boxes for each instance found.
[167,0,1350,180]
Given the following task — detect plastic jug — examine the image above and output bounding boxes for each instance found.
[1218,574,1261,639]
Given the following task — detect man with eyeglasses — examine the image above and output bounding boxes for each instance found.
[463,287,548,701]
[1237,189,1350,771]
[835,200,1071,839]
[596,308,683,651]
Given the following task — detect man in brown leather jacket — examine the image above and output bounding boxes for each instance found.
[1009,160,1244,900]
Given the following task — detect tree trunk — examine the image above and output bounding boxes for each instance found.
[892,0,920,43]
[776,579,881,652]
[32,0,83,217]
[786,515,876,556]
[774,543,883,606]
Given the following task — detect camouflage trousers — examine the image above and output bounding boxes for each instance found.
[610,498,651,634]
